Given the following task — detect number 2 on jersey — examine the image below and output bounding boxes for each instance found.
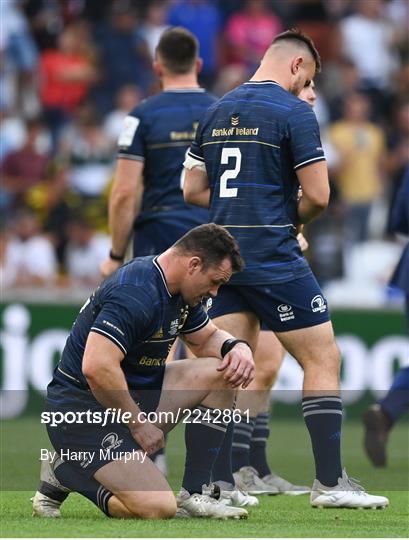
[219,148,241,198]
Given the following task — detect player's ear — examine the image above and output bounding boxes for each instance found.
[195,57,203,75]
[187,256,203,274]
[291,56,303,74]
[153,60,163,78]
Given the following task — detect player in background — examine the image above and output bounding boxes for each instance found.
[183,29,388,509]
[363,166,409,467]
[210,82,317,498]
[234,81,315,495]
[100,27,214,277]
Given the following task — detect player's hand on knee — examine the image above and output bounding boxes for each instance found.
[217,343,255,389]
[129,422,164,455]
[100,258,123,278]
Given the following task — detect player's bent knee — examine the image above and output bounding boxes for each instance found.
[199,357,232,388]
[255,363,278,389]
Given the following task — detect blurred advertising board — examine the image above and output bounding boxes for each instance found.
[0,301,408,418]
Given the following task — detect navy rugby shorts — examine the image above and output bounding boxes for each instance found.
[209,271,330,332]
[46,382,161,478]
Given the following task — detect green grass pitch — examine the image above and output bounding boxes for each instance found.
[1,418,408,537]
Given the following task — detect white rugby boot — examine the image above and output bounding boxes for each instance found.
[310,469,389,509]
[203,483,259,507]
[32,454,70,517]
[176,488,248,519]
[262,472,310,496]
[233,466,278,495]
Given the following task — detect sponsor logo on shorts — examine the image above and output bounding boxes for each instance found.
[101,432,123,452]
[277,304,295,322]
[311,295,327,313]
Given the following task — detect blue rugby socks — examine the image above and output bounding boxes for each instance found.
[302,396,343,487]
[211,420,235,487]
[249,412,271,477]
[182,406,229,494]
[232,414,256,472]
[54,460,113,516]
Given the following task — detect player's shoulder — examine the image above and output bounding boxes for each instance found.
[101,257,159,304]
[216,81,304,112]
[129,89,216,118]
[199,90,218,105]
[127,94,163,119]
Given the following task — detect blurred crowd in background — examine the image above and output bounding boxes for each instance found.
[1,0,408,306]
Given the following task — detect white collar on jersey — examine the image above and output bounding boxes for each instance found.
[244,80,281,86]
[163,88,206,93]
[153,256,173,298]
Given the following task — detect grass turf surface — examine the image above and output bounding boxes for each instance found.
[1,418,408,537]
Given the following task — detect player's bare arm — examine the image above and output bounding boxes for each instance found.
[183,166,210,208]
[296,160,330,224]
[181,320,255,388]
[82,331,164,454]
[100,159,144,277]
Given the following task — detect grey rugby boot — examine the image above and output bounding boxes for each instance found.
[32,454,70,517]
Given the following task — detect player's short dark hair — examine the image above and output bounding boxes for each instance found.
[156,27,198,74]
[271,28,321,73]
[173,223,244,273]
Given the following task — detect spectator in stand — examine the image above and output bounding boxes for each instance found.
[136,1,169,61]
[0,105,26,162]
[93,1,152,113]
[1,209,57,288]
[65,214,110,287]
[0,0,39,114]
[324,58,361,122]
[340,0,399,119]
[167,0,222,86]
[59,105,114,198]
[103,84,142,146]
[287,0,338,63]
[39,21,98,150]
[223,0,282,73]
[24,162,72,266]
[329,91,386,245]
[394,61,409,104]
[58,105,113,231]
[0,117,50,217]
[23,0,64,51]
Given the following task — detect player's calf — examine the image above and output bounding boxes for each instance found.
[94,456,176,519]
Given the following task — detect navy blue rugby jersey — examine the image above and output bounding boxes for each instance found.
[188,80,326,285]
[51,256,209,397]
[117,89,216,226]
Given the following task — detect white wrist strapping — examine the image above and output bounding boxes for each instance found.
[183,154,207,172]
